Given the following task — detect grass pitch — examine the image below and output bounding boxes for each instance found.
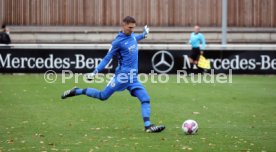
[0,74,275,152]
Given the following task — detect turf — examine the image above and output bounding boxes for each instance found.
[0,74,275,152]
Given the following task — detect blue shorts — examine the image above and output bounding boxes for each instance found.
[106,74,145,95]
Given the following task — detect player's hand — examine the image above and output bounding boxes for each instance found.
[85,73,96,81]
[143,25,150,38]
[200,51,204,55]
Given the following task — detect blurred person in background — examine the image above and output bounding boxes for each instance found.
[0,24,11,44]
[188,25,206,71]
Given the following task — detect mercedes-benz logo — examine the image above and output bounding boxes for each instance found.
[152,50,174,73]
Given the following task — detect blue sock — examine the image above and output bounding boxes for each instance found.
[74,88,100,98]
[80,87,114,101]
[132,89,151,127]
[141,101,151,127]
[74,88,99,97]
[82,88,101,98]
[75,88,83,95]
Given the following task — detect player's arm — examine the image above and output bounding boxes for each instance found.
[200,34,206,51]
[86,43,119,80]
[135,25,150,41]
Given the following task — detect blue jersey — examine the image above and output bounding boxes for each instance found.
[189,32,206,50]
[94,31,145,74]
[92,31,146,91]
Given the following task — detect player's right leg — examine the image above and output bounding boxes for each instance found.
[81,86,115,101]
[61,75,125,100]
[61,85,115,101]
[61,87,79,99]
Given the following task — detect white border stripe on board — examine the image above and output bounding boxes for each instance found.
[0,44,276,50]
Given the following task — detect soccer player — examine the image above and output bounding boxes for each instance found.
[61,16,165,133]
[188,25,206,66]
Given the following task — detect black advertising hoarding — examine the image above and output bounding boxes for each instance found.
[0,49,115,73]
[145,50,276,74]
[0,48,276,74]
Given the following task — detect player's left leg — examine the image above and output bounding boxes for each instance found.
[132,88,151,127]
[130,88,165,133]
